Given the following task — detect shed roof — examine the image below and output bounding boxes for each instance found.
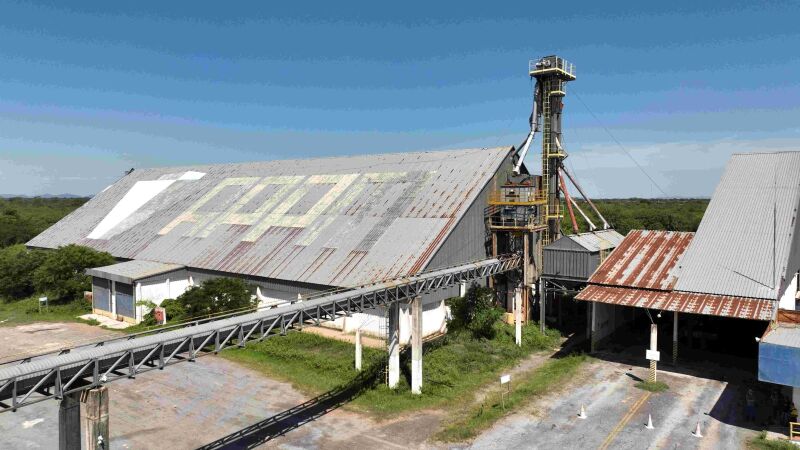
[86,260,185,285]
[586,230,694,290]
[557,229,625,252]
[30,147,513,287]
[674,152,800,300]
[762,325,800,348]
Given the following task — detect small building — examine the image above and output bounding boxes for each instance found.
[543,229,624,282]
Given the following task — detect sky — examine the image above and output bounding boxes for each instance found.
[0,1,799,198]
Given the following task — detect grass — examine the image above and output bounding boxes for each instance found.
[634,381,669,392]
[435,353,590,442]
[748,430,797,450]
[0,296,92,326]
[221,322,562,418]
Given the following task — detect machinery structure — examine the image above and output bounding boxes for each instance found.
[486,55,582,326]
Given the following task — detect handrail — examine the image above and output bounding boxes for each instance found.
[791,422,799,441]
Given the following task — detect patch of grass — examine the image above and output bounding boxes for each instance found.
[0,296,91,326]
[634,381,669,392]
[748,430,797,450]
[436,353,590,442]
[221,322,562,418]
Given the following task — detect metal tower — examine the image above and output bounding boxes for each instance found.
[529,55,576,245]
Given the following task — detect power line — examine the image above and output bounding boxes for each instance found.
[572,90,669,197]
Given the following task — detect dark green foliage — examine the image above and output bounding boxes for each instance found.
[174,278,256,319]
[32,245,115,302]
[448,285,504,339]
[0,197,88,248]
[0,245,45,300]
[560,198,709,235]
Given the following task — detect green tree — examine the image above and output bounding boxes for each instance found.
[175,277,256,318]
[0,245,45,300]
[33,245,115,302]
[447,285,503,339]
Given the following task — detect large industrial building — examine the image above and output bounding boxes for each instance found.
[28,147,522,340]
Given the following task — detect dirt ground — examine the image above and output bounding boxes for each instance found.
[0,322,767,449]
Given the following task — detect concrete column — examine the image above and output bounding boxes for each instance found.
[355,328,362,371]
[649,324,658,383]
[515,287,522,347]
[411,297,423,394]
[590,302,597,353]
[83,386,109,450]
[672,311,678,365]
[59,393,81,450]
[539,281,546,333]
[387,302,400,389]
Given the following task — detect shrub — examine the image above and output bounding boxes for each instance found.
[32,245,115,302]
[447,284,503,339]
[0,245,45,300]
[174,278,255,319]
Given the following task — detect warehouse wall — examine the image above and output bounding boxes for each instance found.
[592,302,632,345]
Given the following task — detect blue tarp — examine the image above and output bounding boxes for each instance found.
[759,342,800,387]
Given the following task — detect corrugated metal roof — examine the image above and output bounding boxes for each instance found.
[761,325,800,348]
[565,229,625,252]
[587,230,694,290]
[576,284,774,320]
[674,152,800,300]
[29,147,512,287]
[86,260,185,284]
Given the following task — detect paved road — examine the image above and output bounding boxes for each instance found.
[466,358,748,450]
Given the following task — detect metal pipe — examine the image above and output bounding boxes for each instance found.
[560,166,610,229]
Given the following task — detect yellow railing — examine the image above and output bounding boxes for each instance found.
[791,422,799,441]
[488,191,546,205]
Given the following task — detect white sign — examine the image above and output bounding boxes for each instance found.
[646,349,661,361]
[500,374,511,385]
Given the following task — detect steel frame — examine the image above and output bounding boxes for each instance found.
[0,255,520,412]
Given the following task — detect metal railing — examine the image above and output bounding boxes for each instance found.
[487,191,546,204]
[791,422,799,441]
[0,255,522,412]
[529,56,576,77]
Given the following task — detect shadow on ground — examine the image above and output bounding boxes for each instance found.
[196,360,384,450]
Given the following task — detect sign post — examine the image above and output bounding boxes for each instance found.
[38,296,48,313]
[500,374,511,410]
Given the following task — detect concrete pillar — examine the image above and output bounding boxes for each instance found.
[649,324,658,383]
[59,393,81,450]
[355,328,363,371]
[387,302,400,389]
[411,296,423,394]
[515,287,523,347]
[539,280,546,333]
[590,302,597,353]
[672,311,678,366]
[83,386,109,450]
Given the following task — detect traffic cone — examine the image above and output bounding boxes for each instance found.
[692,421,703,438]
[645,414,654,429]
[578,404,587,419]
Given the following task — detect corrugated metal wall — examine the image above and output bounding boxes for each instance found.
[92,277,111,311]
[543,249,600,281]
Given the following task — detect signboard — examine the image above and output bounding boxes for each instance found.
[646,349,660,361]
[154,307,167,325]
[500,374,511,385]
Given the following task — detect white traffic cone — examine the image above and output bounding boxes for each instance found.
[692,421,703,438]
[645,414,654,430]
[578,405,587,419]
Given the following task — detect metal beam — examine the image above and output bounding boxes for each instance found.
[0,255,521,412]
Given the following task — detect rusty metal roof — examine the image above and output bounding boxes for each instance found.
[576,284,775,320]
[29,147,513,287]
[587,230,694,290]
[86,260,185,285]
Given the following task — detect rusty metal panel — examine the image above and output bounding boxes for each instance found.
[587,230,694,290]
[576,284,774,321]
[28,147,514,288]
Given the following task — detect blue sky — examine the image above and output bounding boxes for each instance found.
[1,1,799,197]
